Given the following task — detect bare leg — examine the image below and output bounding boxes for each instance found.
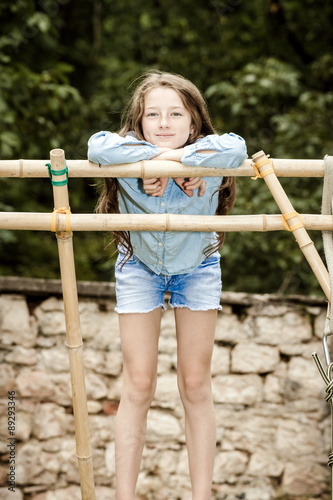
[175,308,217,500]
[115,309,162,500]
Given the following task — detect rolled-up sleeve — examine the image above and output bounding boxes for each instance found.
[88,131,160,165]
[181,133,247,169]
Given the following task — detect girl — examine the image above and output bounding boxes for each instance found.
[88,71,247,500]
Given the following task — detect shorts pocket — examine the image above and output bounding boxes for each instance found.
[200,252,221,268]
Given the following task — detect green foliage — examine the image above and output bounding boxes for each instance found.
[1,0,333,296]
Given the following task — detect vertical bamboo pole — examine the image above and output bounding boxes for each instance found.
[49,149,96,500]
[252,150,330,301]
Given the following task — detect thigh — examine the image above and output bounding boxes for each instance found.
[119,309,162,379]
[175,308,217,380]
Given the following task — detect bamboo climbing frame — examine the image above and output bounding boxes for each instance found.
[0,149,332,499]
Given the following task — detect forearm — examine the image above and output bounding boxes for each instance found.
[152,149,184,162]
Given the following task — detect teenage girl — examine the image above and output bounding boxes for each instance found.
[88,71,247,500]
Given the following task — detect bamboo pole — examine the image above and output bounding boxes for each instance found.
[1,212,333,232]
[0,158,326,178]
[252,150,330,302]
[49,148,96,500]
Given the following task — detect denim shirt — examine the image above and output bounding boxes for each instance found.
[88,131,247,275]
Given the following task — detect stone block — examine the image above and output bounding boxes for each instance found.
[213,476,276,500]
[105,440,115,477]
[222,412,276,454]
[32,403,67,440]
[49,373,72,406]
[89,414,114,448]
[0,488,23,499]
[102,350,123,376]
[85,372,108,400]
[14,411,33,441]
[31,485,82,500]
[245,310,312,345]
[0,295,37,347]
[85,310,120,350]
[78,300,103,340]
[213,374,263,405]
[231,343,280,374]
[38,347,69,372]
[154,372,181,408]
[34,298,66,336]
[247,450,284,477]
[0,364,16,396]
[17,441,58,485]
[214,450,249,484]
[106,376,123,400]
[16,370,56,400]
[287,356,324,400]
[211,345,230,375]
[282,461,330,496]
[264,373,284,403]
[314,309,327,339]
[215,313,248,344]
[5,346,37,365]
[146,409,182,442]
[275,417,324,460]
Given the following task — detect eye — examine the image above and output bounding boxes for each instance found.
[146,112,158,117]
[172,112,182,116]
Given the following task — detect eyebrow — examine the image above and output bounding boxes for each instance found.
[145,105,185,110]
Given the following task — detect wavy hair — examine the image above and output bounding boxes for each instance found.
[96,70,236,260]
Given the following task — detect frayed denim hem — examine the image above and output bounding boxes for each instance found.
[115,302,167,314]
[168,302,222,311]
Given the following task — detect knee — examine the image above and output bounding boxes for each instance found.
[124,373,157,408]
[178,374,212,406]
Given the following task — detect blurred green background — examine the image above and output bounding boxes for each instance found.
[0,0,332,295]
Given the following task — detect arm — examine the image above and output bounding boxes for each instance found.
[144,133,247,197]
[181,133,247,169]
[87,131,159,165]
[143,148,206,197]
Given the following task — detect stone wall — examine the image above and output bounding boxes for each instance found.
[0,281,332,500]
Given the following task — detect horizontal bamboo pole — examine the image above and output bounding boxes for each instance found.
[1,212,332,232]
[0,157,326,178]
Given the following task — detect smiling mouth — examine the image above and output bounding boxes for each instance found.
[156,134,174,138]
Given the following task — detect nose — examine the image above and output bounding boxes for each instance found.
[159,114,170,128]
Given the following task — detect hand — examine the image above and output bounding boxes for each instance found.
[143,177,169,197]
[143,148,182,197]
[174,177,206,197]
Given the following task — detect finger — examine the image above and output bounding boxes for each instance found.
[184,177,201,190]
[144,183,161,195]
[199,180,206,197]
[143,178,159,186]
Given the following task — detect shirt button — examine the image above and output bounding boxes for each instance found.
[158,242,163,247]
[161,202,165,207]
[159,260,162,265]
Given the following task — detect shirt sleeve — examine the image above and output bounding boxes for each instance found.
[181,133,247,169]
[87,131,160,165]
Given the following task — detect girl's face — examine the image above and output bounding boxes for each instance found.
[141,87,193,149]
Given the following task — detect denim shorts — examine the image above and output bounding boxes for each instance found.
[115,251,222,314]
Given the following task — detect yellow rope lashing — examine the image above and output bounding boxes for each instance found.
[51,207,71,232]
[251,157,275,180]
[281,211,304,232]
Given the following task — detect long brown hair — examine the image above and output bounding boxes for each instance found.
[96,70,236,259]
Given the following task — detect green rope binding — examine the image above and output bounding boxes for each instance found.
[45,162,69,187]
